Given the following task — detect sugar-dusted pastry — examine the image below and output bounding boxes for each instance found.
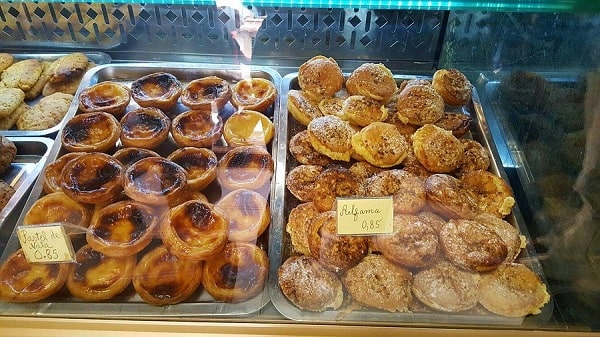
[285,164,323,202]
[312,165,360,212]
[456,139,491,176]
[217,145,274,191]
[345,63,397,102]
[181,76,231,112]
[278,255,343,311]
[288,130,333,166]
[318,96,347,120]
[364,169,426,214]
[171,109,223,148]
[61,112,121,153]
[424,173,480,220]
[230,77,277,113]
[412,124,464,173]
[286,201,321,256]
[474,213,524,264]
[130,72,182,111]
[461,169,515,218]
[351,122,408,168]
[214,188,271,242]
[297,55,344,100]
[432,68,472,107]
[167,147,218,191]
[287,89,323,126]
[202,242,269,303]
[478,263,550,317]
[307,115,355,162]
[119,107,171,149]
[342,95,388,127]
[342,254,413,312]
[396,84,444,125]
[223,109,275,147]
[433,112,473,138]
[67,244,136,301]
[78,81,131,117]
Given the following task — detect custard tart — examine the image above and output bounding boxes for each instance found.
[216,145,274,191]
[119,107,171,149]
[132,244,203,306]
[201,242,268,303]
[78,81,131,117]
[171,109,223,148]
[230,78,277,113]
[0,249,69,303]
[66,244,136,301]
[87,200,158,257]
[161,199,228,261]
[180,76,232,112]
[214,188,270,242]
[61,152,124,205]
[166,147,218,191]
[61,112,121,153]
[123,157,188,206]
[131,72,183,111]
[223,110,275,147]
[22,191,91,233]
[42,152,86,194]
[113,147,160,169]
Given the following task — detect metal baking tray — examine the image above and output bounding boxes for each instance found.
[0,52,112,137]
[0,137,54,251]
[0,62,282,317]
[268,72,554,326]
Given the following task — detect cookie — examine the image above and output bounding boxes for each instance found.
[24,61,52,100]
[16,92,73,130]
[0,59,44,91]
[0,88,25,119]
[47,52,90,84]
[43,62,95,96]
[0,180,15,211]
[0,53,14,73]
[0,102,29,130]
[0,136,17,174]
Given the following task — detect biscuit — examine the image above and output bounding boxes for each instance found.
[0,102,29,130]
[0,53,14,73]
[24,61,52,100]
[16,92,73,130]
[0,180,15,211]
[0,136,17,174]
[0,59,44,91]
[43,62,95,96]
[0,88,25,119]
[48,52,90,84]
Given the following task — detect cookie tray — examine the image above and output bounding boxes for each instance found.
[267,72,554,326]
[0,52,111,137]
[0,62,282,318]
[0,137,54,252]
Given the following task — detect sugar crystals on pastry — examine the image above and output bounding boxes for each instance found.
[342,95,388,127]
[345,62,397,102]
[297,55,344,101]
[412,124,464,173]
[351,121,408,168]
[307,115,355,162]
[432,68,472,107]
[396,84,444,125]
[287,89,323,126]
[364,169,426,214]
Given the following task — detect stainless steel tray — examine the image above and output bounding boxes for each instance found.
[268,72,554,326]
[0,52,112,137]
[0,137,54,250]
[0,62,282,317]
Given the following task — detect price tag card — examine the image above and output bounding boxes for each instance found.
[336,197,394,235]
[16,224,75,263]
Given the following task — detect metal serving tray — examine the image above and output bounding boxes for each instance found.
[0,62,282,317]
[268,72,554,326]
[0,52,111,137]
[0,137,54,251]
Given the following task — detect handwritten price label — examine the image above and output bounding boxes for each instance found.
[336,197,394,235]
[16,224,75,263]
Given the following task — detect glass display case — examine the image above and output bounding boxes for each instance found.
[1,1,599,336]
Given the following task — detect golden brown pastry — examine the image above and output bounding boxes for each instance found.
[474,213,524,263]
[308,210,369,272]
[288,130,333,166]
[123,156,188,206]
[342,254,413,312]
[42,61,95,97]
[0,135,16,174]
[342,95,388,127]
[223,109,275,147]
[42,152,86,194]
[439,219,508,272]
[478,263,550,317]
[307,115,355,162]
[16,92,74,131]
[297,55,344,100]
[202,242,269,303]
[0,88,25,120]
[287,89,323,126]
[66,244,136,301]
[364,169,426,214]
[416,211,447,233]
[171,109,223,148]
[87,200,158,257]
[230,77,277,113]
[412,124,464,173]
[412,260,480,312]
[0,249,69,303]
[47,52,90,84]
[78,81,131,117]
[318,96,347,119]
[61,112,121,153]
[396,84,444,125]
[22,191,91,232]
[312,165,360,212]
[456,139,491,176]
[433,112,473,138]
[0,53,14,73]
[375,214,439,268]
[432,68,472,107]
[61,152,124,205]
[181,76,232,112]
[161,199,228,261]
[351,121,408,168]
[216,145,274,191]
[285,164,323,202]
[461,170,515,218]
[130,72,182,111]
[0,180,15,211]
[424,173,480,220]
[119,107,171,149]
[214,188,271,242]
[167,147,218,191]
[278,255,343,311]
[0,59,44,91]
[132,244,203,306]
[113,147,160,170]
[345,63,397,102]
[23,61,50,100]
[0,102,28,130]
[286,201,321,256]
